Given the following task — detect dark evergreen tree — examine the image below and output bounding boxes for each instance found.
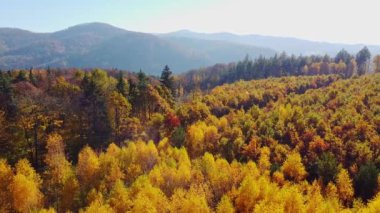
[335,49,352,64]
[0,72,12,97]
[0,72,16,117]
[160,65,175,96]
[80,72,111,149]
[317,152,339,185]
[171,126,186,148]
[116,71,128,96]
[136,70,149,119]
[81,73,93,97]
[128,78,137,105]
[355,162,379,200]
[14,70,27,83]
[137,69,148,90]
[356,46,371,75]
[29,67,37,86]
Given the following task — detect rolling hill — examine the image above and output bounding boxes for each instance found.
[0,23,275,74]
[2,23,379,74]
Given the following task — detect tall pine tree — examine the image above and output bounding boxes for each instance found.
[116,71,128,97]
[160,65,175,96]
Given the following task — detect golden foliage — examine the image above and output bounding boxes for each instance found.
[129,176,169,213]
[258,146,271,174]
[336,169,354,205]
[109,180,132,213]
[282,152,307,182]
[170,187,211,213]
[1,72,380,212]
[216,195,235,213]
[76,146,100,190]
[45,133,73,185]
[10,159,43,213]
[80,200,115,213]
[0,160,13,212]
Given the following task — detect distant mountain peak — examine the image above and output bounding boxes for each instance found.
[57,22,128,34]
[0,23,276,73]
[175,29,193,33]
[64,22,121,30]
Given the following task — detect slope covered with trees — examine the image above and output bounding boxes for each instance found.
[0,63,380,212]
[180,47,372,92]
[163,29,380,56]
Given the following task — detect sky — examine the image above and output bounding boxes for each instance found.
[1,0,379,45]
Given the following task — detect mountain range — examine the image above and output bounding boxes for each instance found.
[0,22,379,74]
[164,30,380,56]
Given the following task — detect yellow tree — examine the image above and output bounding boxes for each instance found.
[186,122,206,157]
[118,142,142,184]
[234,176,259,212]
[305,181,324,212]
[216,195,235,213]
[9,159,43,213]
[109,180,132,213]
[282,152,307,182]
[204,125,220,153]
[80,202,114,213]
[60,176,79,212]
[76,146,100,191]
[170,187,211,213]
[272,171,285,186]
[98,144,124,191]
[185,121,220,157]
[258,146,271,174]
[336,169,354,205]
[282,186,305,213]
[325,182,338,200]
[80,189,115,213]
[45,134,73,183]
[149,146,191,196]
[37,208,57,213]
[129,176,169,213]
[44,133,77,212]
[0,159,13,212]
[135,141,159,173]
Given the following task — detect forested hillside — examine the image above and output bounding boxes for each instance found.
[180,47,374,92]
[164,30,380,56]
[0,65,380,212]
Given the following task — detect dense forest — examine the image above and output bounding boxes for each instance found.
[180,47,375,92]
[0,48,380,212]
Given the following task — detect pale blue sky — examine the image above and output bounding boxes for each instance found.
[1,0,379,45]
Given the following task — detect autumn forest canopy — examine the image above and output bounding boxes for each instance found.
[0,46,380,212]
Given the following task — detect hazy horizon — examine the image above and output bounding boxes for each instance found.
[1,0,379,45]
[0,22,375,47]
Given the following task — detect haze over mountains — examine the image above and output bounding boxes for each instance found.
[0,22,378,75]
[164,30,380,56]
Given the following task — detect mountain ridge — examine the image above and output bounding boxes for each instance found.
[0,23,275,74]
[1,22,379,74]
[163,29,380,56]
